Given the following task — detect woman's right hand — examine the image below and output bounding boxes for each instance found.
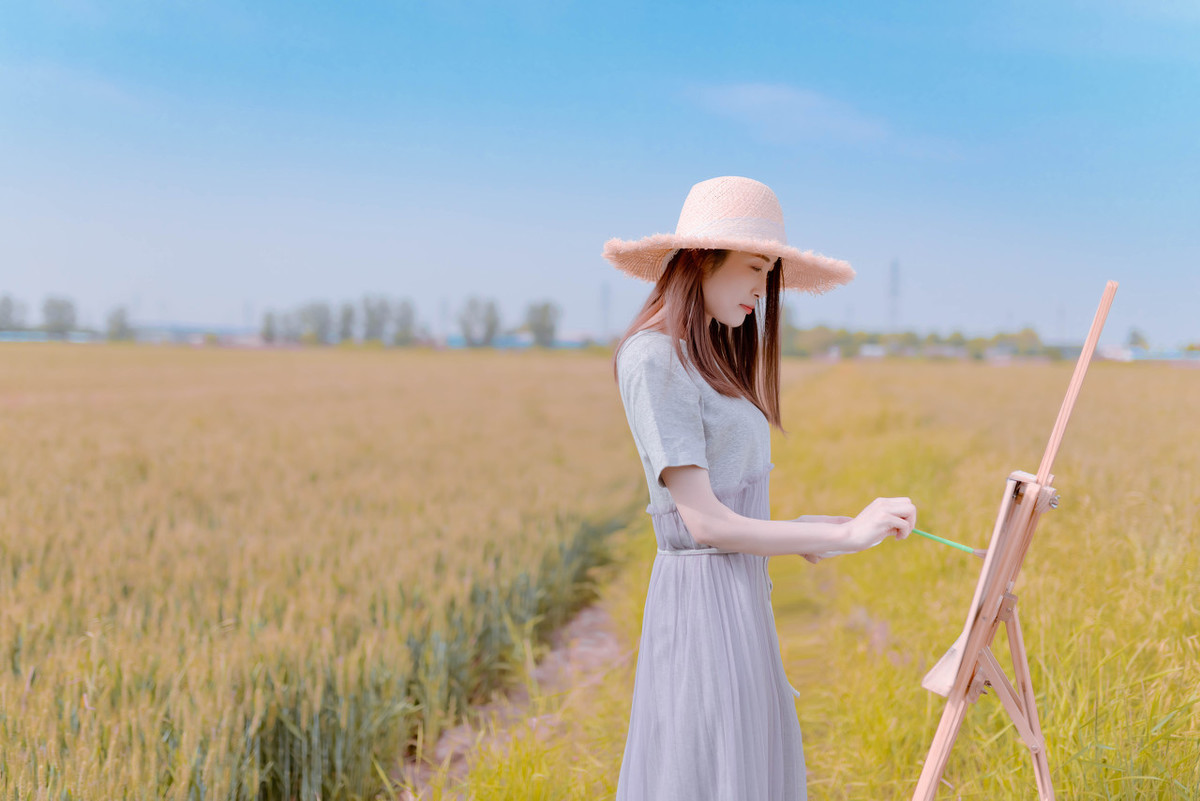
[845,497,917,552]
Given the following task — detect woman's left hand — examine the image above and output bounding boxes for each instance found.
[794,515,853,563]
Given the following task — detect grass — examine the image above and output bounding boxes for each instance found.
[436,358,1200,800]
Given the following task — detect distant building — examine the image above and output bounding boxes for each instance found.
[1120,346,1200,365]
[554,329,594,349]
[0,330,100,343]
[984,344,1016,363]
[1045,342,1084,361]
[443,330,593,349]
[0,330,50,342]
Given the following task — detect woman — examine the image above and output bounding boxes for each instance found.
[605,176,917,800]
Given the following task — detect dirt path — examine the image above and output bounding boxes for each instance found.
[393,600,634,799]
[387,564,882,799]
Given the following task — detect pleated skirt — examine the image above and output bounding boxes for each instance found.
[615,463,807,801]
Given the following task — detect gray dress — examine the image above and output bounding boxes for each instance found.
[614,329,807,800]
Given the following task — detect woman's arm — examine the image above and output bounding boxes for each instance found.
[792,515,853,563]
[662,465,915,558]
[662,465,848,556]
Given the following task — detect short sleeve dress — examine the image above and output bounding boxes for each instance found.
[613,329,807,801]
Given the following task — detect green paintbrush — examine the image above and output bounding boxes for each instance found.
[913,528,986,558]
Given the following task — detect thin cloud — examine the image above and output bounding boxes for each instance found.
[685,82,890,145]
[685,81,964,161]
[982,0,1200,65]
[0,61,145,110]
[1074,0,1200,24]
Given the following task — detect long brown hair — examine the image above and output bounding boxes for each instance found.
[611,248,786,433]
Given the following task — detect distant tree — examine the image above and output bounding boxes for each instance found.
[525,300,561,347]
[882,330,918,354]
[279,311,302,343]
[362,295,391,343]
[458,296,501,347]
[0,294,25,330]
[966,336,989,361]
[262,310,277,344]
[338,302,356,343]
[106,306,135,341]
[780,301,799,331]
[779,304,801,356]
[1012,326,1042,356]
[393,298,417,346]
[947,330,966,347]
[42,296,77,339]
[298,301,333,345]
[790,325,838,358]
[1127,328,1149,349]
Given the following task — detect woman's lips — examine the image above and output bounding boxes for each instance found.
[740,304,753,313]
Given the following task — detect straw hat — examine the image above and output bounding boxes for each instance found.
[602,176,855,294]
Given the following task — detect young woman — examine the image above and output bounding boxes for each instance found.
[605,176,917,800]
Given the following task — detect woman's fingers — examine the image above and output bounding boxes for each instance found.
[885,513,913,538]
[884,498,917,534]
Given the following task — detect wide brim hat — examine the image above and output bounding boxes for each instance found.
[602,175,855,294]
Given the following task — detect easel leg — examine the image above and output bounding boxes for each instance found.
[912,692,970,801]
[1006,605,1055,800]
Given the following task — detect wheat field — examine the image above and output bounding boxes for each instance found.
[0,343,642,800]
[3,345,1196,800]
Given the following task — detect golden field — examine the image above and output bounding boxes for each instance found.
[426,357,1200,800]
[3,344,1196,800]
[0,343,642,799]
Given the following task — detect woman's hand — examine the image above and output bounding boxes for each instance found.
[795,499,916,563]
[845,497,917,552]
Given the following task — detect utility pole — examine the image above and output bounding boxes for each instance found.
[600,282,610,345]
[440,296,449,344]
[889,258,900,334]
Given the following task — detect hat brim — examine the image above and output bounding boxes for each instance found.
[602,233,855,295]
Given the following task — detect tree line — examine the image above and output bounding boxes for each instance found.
[260,296,563,347]
[2,291,1179,355]
[0,292,563,347]
[0,294,136,340]
[778,310,1174,359]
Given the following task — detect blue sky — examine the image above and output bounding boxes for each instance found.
[1,1,1197,346]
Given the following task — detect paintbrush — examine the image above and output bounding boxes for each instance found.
[913,528,986,558]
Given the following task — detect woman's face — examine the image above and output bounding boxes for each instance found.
[701,250,773,328]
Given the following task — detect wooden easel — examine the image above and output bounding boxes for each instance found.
[912,281,1119,800]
